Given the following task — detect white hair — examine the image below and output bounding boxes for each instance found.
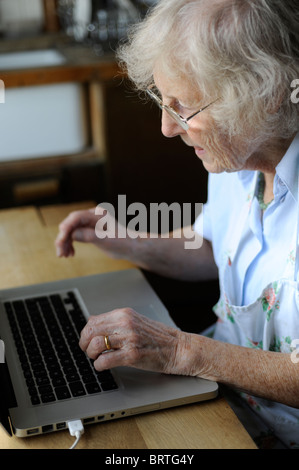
[117,0,299,143]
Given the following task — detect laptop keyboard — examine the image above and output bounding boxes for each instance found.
[4,291,118,406]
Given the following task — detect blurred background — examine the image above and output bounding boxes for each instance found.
[0,0,218,332]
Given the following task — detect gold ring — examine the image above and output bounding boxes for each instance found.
[104,335,112,350]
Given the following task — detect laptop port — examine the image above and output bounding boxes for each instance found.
[56,422,66,430]
[27,428,39,435]
[98,415,105,420]
[83,417,95,424]
[42,424,53,433]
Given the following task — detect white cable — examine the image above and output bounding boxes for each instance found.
[69,431,82,449]
[67,419,84,450]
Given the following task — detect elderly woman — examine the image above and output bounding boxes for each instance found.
[55,0,299,448]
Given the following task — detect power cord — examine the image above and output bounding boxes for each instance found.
[68,419,84,449]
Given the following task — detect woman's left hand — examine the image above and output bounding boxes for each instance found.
[79,307,190,375]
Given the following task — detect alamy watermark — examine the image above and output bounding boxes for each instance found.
[291,79,299,104]
[0,339,5,363]
[94,195,203,249]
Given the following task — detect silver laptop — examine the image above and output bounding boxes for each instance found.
[0,268,218,438]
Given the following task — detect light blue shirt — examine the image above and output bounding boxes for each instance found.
[194,132,299,306]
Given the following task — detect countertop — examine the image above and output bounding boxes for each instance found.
[0,201,257,449]
[0,33,121,88]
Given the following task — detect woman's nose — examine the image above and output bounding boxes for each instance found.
[161,110,184,138]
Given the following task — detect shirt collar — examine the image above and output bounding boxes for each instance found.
[275,132,299,202]
[237,132,299,202]
[237,168,255,190]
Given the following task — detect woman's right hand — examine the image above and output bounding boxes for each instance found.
[55,207,130,259]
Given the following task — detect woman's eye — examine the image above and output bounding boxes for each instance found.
[173,99,194,114]
[173,100,186,113]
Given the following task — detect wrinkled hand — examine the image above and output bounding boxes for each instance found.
[55,207,130,259]
[79,308,189,376]
[55,208,98,257]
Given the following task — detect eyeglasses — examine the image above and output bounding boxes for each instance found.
[146,84,218,131]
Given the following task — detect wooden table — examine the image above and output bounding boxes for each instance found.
[0,202,257,450]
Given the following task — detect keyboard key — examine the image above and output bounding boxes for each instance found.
[23,369,33,380]
[62,364,77,375]
[41,393,56,403]
[81,373,96,384]
[31,362,45,373]
[52,376,66,387]
[69,381,86,397]
[46,358,60,368]
[85,382,101,394]
[33,369,48,379]
[26,377,35,387]
[96,370,114,382]
[101,380,118,391]
[49,369,64,380]
[60,357,73,368]
[65,372,80,383]
[38,384,53,395]
[30,395,41,405]
[35,376,50,386]
[28,386,38,397]
[21,362,31,374]
[55,386,71,400]
[78,363,93,375]
[44,354,58,365]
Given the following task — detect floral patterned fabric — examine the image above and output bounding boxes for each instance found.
[195,134,299,448]
[213,209,299,448]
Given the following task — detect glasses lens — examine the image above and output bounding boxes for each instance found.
[147,86,189,130]
[164,107,189,130]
